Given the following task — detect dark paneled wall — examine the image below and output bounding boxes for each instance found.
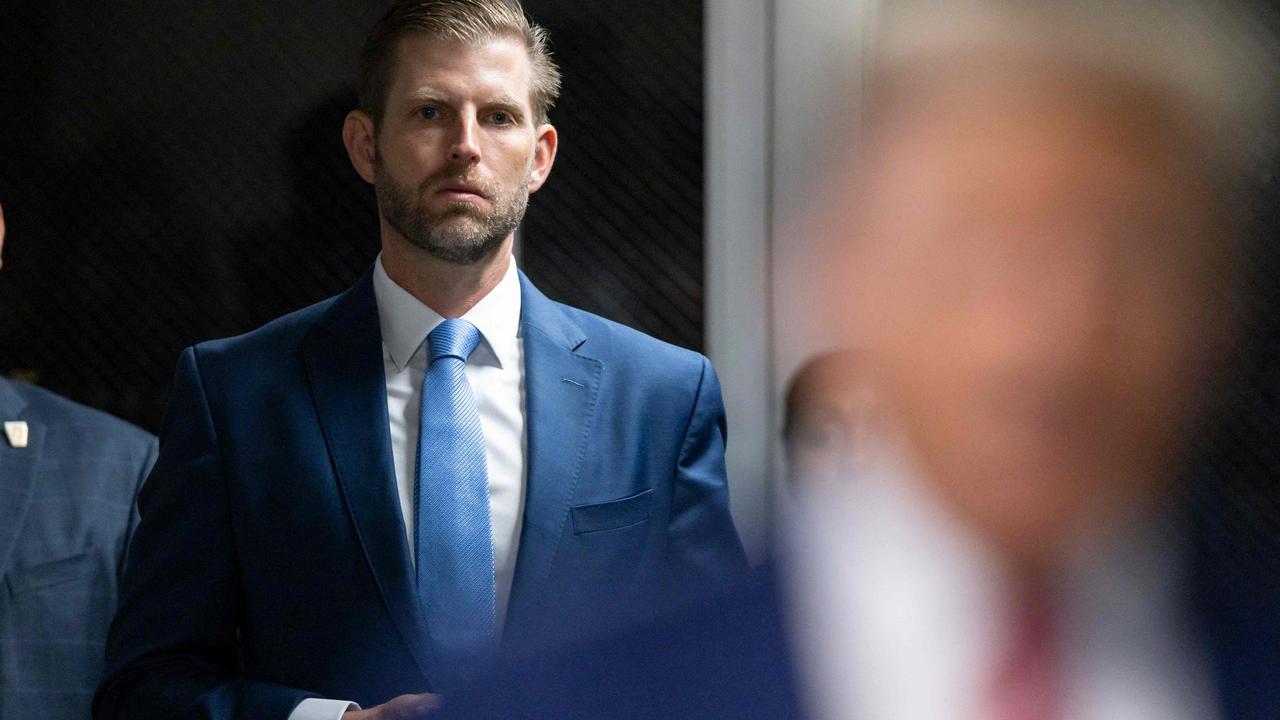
[0,0,704,431]
[521,2,704,351]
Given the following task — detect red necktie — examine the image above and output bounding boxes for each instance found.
[987,584,1062,720]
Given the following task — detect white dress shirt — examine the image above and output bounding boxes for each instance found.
[783,441,1220,720]
[291,254,527,720]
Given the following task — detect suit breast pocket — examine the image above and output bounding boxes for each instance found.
[5,551,96,598]
[571,488,655,535]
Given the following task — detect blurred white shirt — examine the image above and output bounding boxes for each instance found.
[782,445,1220,720]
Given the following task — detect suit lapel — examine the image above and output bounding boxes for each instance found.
[508,274,603,621]
[301,272,434,683]
[0,379,45,580]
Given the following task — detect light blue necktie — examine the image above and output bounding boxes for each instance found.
[415,318,495,690]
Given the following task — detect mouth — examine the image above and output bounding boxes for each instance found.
[434,183,487,202]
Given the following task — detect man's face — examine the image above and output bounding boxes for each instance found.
[846,59,1224,568]
[372,34,547,264]
[786,360,882,489]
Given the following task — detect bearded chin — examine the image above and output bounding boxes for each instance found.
[375,170,528,266]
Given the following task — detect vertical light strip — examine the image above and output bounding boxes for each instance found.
[705,0,776,560]
[768,0,873,503]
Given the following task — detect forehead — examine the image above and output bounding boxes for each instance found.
[388,32,533,107]
[861,57,1202,226]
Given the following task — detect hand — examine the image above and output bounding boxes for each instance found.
[343,693,442,719]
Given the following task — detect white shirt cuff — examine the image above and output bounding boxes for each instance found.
[289,697,361,720]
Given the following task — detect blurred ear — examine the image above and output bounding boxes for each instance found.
[343,111,378,184]
[0,200,6,271]
[528,123,558,194]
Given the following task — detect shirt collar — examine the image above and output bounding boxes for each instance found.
[372,252,522,373]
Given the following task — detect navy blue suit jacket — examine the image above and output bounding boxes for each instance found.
[0,378,156,720]
[95,270,746,719]
[440,517,1280,720]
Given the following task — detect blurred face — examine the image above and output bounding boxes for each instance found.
[371,33,555,264]
[786,361,882,489]
[847,58,1224,569]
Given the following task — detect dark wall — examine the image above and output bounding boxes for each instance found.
[1184,1,1280,574]
[520,2,704,351]
[0,0,704,432]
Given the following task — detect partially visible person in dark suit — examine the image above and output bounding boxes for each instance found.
[782,350,881,490]
[434,1,1280,718]
[0,201,158,720]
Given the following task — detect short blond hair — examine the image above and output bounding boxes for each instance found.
[359,0,562,127]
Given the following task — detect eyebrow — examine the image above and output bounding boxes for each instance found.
[404,87,450,105]
[403,88,526,111]
[484,93,525,110]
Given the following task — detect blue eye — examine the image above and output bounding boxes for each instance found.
[492,112,511,125]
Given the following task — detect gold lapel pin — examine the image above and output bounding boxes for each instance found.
[4,421,29,449]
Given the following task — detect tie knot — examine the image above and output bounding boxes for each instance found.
[428,318,482,363]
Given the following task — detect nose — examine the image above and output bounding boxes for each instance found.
[449,114,481,165]
[977,238,1118,389]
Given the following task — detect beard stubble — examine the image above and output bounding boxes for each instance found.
[375,156,530,265]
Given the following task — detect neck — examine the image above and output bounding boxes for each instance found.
[380,228,513,318]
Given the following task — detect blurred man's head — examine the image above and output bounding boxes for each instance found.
[835,0,1275,573]
[783,350,881,489]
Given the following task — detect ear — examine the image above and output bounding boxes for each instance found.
[527,123,558,194]
[343,110,379,184]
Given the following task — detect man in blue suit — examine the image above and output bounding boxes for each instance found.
[94,2,745,719]
[0,201,158,720]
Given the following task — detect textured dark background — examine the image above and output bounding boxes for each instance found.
[1186,139,1280,576]
[0,0,704,431]
[1158,1,1280,575]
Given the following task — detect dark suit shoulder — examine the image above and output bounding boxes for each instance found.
[191,290,344,367]
[7,378,154,449]
[2,379,155,506]
[554,302,709,377]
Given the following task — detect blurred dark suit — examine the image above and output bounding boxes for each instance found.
[0,377,156,720]
[438,515,1280,720]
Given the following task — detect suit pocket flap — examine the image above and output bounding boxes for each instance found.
[6,551,95,597]
[571,488,655,535]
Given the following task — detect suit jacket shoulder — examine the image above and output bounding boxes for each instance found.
[0,376,155,543]
[553,300,706,367]
[528,287,716,415]
[5,378,155,451]
[187,283,349,380]
[1,379,157,504]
